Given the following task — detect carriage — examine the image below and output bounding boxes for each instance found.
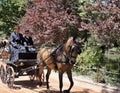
[0,45,43,88]
[0,37,81,92]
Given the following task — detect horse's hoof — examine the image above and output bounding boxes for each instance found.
[39,82,42,86]
[63,90,70,93]
[36,85,40,88]
[47,89,50,93]
[36,82,42,88]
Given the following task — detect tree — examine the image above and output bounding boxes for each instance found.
[80,0,120,47]
[20,0,81,44]
[0,0,25,36]
[77,0,120,84]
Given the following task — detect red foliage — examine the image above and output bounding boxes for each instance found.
[81,0,120,47]
[20,0,80,44]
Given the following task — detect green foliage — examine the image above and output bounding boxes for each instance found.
[0,0,25,36]
[78,0,93,18]
[68,25,80,38]
[74,42,104,74]
[73,40,120,85]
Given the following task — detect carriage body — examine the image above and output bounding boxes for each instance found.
[0,46,38,88]
[15,52,37,68]
[8,52,37,76]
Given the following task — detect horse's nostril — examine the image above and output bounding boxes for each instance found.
[72,61,75,64]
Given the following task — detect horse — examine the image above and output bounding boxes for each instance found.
[36,37,82,93]
[0,41,9,61]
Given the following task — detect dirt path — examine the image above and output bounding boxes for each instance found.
[0,70,119,93]
[0,60,119,93]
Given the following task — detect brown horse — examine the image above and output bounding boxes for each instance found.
[36,37,81,93]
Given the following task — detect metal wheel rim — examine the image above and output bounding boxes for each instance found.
[29,75,35,81]
[0,66,6,83]
[41,71,44,82]
[6,66,14,88]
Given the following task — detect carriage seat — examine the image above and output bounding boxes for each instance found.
[18,46,37,61]
[18,52,37,60]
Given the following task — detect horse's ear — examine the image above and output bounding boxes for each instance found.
[73,36,76,41]
[68,37,74,43]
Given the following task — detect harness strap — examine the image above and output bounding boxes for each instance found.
[38,45,64,68]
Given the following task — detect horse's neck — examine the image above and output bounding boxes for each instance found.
[64,44,70,54]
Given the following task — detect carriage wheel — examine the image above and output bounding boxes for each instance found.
[41,71,45,82]
[6,66,15,88]
[29,75,35,81]
[0,65,6,83]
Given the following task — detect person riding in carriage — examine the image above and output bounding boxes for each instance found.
[9,25,24,63]
[23,30,34,52]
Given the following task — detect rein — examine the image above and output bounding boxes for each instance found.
[67,42,79,64]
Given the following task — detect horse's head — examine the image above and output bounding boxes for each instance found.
[64,37,82,64]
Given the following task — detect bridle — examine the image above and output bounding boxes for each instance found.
[67,41,80,64]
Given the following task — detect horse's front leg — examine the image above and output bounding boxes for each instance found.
[64,70,74,93]
[59,71,63,93]
[46,67,51,89]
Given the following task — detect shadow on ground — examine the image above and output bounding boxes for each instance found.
[39,89,90,93]
[14,80,91,93]
[14,80,46,89]
[39,89,89,93]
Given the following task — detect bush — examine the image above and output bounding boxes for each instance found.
[74,45,104,73]
[73,43,107,82]
[73,44,120,86]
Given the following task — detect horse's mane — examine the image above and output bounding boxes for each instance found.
[64,37,74,53]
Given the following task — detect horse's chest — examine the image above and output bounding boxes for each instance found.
[57,63,73,70]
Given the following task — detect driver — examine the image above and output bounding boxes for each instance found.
[23,30,34,52]
[9,25,24,63]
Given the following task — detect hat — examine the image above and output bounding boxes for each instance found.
[14,25,20,29]
[25,30,29,33]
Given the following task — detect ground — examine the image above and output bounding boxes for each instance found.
[0,70,119,93]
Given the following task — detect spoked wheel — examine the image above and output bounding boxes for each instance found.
[0,65,6,83]
[29,75,35,81]
[41,71,45,82]
[6,66,15,88]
